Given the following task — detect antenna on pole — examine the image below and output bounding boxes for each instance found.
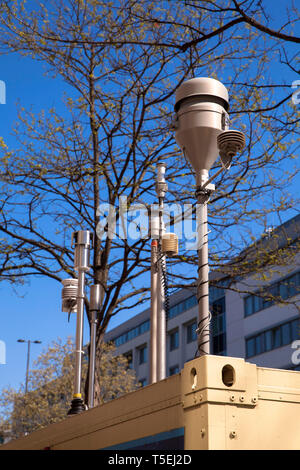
[174,77,245,356]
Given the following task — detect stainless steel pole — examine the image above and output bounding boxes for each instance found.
[68,230,92,415]
[88,284,102,409]
[88,310,97,408]
[74,267,85,398]
[150,239,158,384]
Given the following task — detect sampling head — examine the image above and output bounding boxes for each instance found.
[89,284,103,312]
[71,230,93,271]
[174,77,245,185]
[156,162,168,199]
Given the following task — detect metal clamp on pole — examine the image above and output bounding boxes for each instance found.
[68,230,93,416]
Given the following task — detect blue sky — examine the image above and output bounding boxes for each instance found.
[0,1,299,395]
[0,54,87,391]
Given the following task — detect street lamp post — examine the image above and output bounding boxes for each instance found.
[17,339,42,393]
[174,77,245,356]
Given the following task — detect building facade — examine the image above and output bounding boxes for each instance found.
[104,215,300,386]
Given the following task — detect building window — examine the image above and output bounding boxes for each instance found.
[246,337,255,358]
[167,285,226,321]
[244,271,300,317]
[210,285,226,302]
[124,351,133,369]
[169,329,179,351]
[245,317,300,358]
[168,295,198,320]
[210,297,226,355]
[186,321,197,343]
[138,345,147,365]
[114,320,150,347]
[169,365,179,376]
[212,333,226,355]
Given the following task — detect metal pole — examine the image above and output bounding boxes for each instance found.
[196,183,212,356]
[68,230,92,415]
[88,284,102,409]
[88,310,97,408]
[25,340,31,394]
[74,268,85,398]
[150,240,158,384]
[157,195,166,381]
[157,254,166,381]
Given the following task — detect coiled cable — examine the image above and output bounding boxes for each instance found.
[157,243,170,321]
[195,309,212,358]
[194,266,212,358]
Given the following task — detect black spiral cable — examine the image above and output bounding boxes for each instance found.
[194,202,212,358]
[194,308,212,358]
[157,242,170,321]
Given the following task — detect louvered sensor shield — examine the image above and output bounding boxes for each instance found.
[61,278,78,313]
[162,233,178,256]
[217,130,246,170]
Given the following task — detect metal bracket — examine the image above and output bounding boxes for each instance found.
[195,184,215,204]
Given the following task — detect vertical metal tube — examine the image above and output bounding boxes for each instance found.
[196,194,210,355]
[157,195,166,381]
[88,283,102,408]
[157,255,166,381]
[68,230,92,415]
[150,240,158,384]
[74,268,85,397]
[88,311,97,408]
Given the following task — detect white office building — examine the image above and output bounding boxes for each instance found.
[104,214,300,386]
